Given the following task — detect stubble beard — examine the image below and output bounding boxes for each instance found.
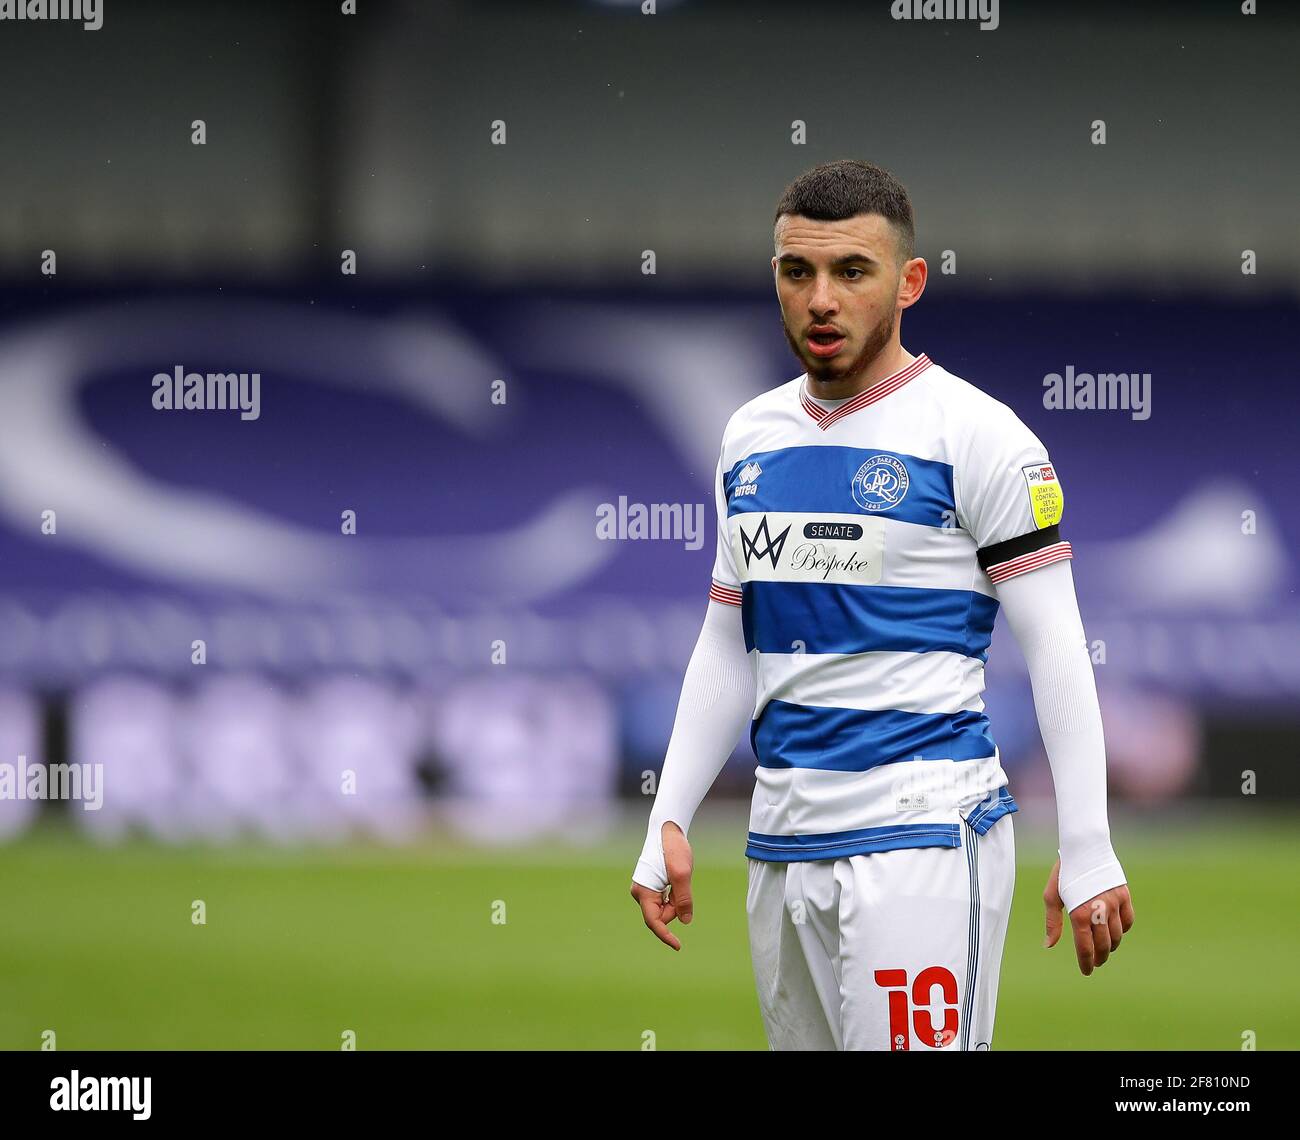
[784,304,897,392]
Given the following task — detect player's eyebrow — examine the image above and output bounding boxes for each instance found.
[776,252,879,268]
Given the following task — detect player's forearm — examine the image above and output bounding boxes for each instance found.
[995,561,1126,913]
[1022,618,1126,912]
[631,599,755,891]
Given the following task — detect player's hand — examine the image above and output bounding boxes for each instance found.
[629,822,694,951]
[1042,857,1134,976]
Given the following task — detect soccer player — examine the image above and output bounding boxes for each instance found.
[629,159,1135,1051]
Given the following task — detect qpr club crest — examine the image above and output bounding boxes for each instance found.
[850,454,910,512]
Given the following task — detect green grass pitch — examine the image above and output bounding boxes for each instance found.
[1,809,1295,1050]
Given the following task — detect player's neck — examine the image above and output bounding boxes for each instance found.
[805,345,915,403]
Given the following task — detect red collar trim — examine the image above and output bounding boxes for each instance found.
[800,353,932,430]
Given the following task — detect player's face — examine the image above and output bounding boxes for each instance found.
[772,213,908,384]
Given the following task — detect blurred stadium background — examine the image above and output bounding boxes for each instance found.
[0,0,1298,1049]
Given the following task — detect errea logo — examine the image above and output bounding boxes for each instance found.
[734,461,762,497]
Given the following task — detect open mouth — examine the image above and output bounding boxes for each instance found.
[807,331,846,357]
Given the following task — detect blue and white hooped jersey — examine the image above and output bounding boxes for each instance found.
[707,353,1072,863]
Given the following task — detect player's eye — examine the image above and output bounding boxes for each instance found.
[842,267,865,280]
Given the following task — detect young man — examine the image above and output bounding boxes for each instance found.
[629,159,1135,1051]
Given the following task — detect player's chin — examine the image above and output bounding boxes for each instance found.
[807,355,848,377]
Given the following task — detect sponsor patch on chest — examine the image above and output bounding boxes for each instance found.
[731,512,885,585]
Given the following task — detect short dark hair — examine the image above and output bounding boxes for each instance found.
[773,159,915,263]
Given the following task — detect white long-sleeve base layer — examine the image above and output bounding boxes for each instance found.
[995,559,1127,913]
[631,559,1126,916]
[631,598,757,892]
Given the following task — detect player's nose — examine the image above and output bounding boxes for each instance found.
[808,278,838,314]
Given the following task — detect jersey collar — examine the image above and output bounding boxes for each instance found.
[800,352,932,430]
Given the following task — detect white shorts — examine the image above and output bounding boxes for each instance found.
[746,814,1015,1051]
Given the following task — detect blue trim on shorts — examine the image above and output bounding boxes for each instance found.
[961,818,981,1050]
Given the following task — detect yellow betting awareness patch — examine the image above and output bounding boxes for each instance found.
[1021,462,1064,529]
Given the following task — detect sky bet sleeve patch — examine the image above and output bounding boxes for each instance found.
[1021,461,1064,529]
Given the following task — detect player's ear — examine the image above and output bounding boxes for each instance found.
[897,256,927,309]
